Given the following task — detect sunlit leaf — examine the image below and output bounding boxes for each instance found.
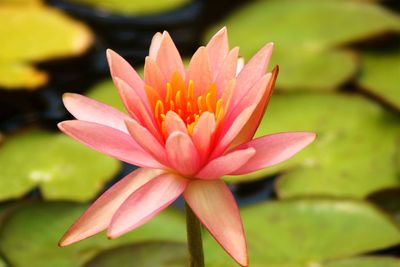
[358,49,400,111]
[205,198,400,266]
[227,92,400,199]
[0,130,121,201]
[84,242,187,267]
[0,61,48,89]
[0,202,185,267]
[205,0,400,90]
[323,256,400,267]
[68,0,190,15]
[0,6,93,62]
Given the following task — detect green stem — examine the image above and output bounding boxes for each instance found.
[185,202,205,267]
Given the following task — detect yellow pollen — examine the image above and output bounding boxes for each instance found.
[148,72,224,138]
[206,92,213,112]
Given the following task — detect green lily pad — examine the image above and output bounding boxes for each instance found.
[323,256,400,267]
[227,92,400,199]
[0,202,185,267]
[0,61,48,89]
[368,188,400,225]
[358,49,400,111]
[67,0,190,15]
[2,0,42,6]
[0,6,93,62]
[204,198,400,267]
[206,0,400,90]
[86,79,125,112]
[0,129,121,201]
[84,242,187,267]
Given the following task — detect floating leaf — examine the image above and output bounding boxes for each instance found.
[368,188,400,225]
[358,49,400,111]
[323,256,400,267]
[205,0,400,90]
[0,202,185,267]
[0,6,93,62]
[0,130,121,201]
[68,0,190,15]
[86,79,125,112]
[227,92,400,198]
[1,0,42,6]
[84,242,187,267]
[204,198,400,266]
[0,61,48,89]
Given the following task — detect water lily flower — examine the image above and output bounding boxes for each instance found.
[58,27,315,266]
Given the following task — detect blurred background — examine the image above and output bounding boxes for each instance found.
[0,0,399,266]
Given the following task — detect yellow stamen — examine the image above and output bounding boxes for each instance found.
[175,90,182,108]
[188,80,194,100]
[166,83,172,103]
[206,92,213,112]
[155,100,164,121]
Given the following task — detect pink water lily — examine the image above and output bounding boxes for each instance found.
[58,27,315,266]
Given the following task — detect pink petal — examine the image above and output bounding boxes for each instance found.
[228,73,272,122]
[236,57,244,76]
[186,46,212,96]
[149,32,163,60]
[166,131,200,176]
[192,111,215,161]
[108,173,188,238]
[58,120,163,168]
[125,118,168,165]
[106,49,149,111]
[62,93,128,133]
[231,132,317,175]
[215,47,239,94]
[196,148,255,180]
[231,43,273,109]
[114,77,163,143]
[206,27,229,76]
[231,66,279,146]
[144,56,167,98]
[155,31,185,80]
[184,180,248,267]
[165,111,188,135]
[210,104,256,159]
[59,168,164,246]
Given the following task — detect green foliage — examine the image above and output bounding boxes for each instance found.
[67,0,189,15]
[323,257,400,267]
[0,202,185,267]
[204,198,400,266]
[205,0,400,90]
[84,242,187,267]
[358,49,400,111]
[0,5,93,89]
[0,130,121,201]
[227,92,400,199]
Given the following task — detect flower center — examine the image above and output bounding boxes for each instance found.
[145,72,223,137]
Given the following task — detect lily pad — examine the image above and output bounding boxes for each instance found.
[0,202,185,267]
[84,242,187,267]
[68,0,190,15]
[0,129,121,201]
[368,188,400,225]
[204,198,400,266]
[0,6,93,62]
[323,256,400,267]
[358,49,400,111]
[227,92,400,199]
[0,61,48,89]
[86,79,125,112]
[205,0,400,90]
